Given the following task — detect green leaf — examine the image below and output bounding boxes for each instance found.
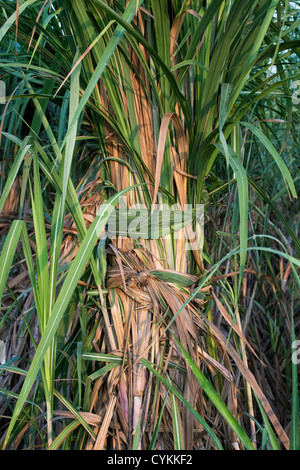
[0,220,24,308]
[241,122,297,199]
[48,421,80,450]
[97,235,107,286]
[53,389,96,441]
[0,0,39,41]
[150,270,196,287]
[171,333,255,450]
[140,358,223,450]
[49,51,81,312]
[254,394,281,450]
[248,177,300,253]
[219,83,234,133]
[30,150,50,330]
[88,362,118,381]
[170,385,183,450]
[61,0,144,151]
[290,314,300,450]
[219,83,234,167]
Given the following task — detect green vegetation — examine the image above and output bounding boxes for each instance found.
[0,0,299,450]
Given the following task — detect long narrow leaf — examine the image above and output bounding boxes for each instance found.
[0,138,31,212]
[241,122,297,199]
[171,333,255,450]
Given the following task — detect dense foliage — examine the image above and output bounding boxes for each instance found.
[0,0,299,450]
